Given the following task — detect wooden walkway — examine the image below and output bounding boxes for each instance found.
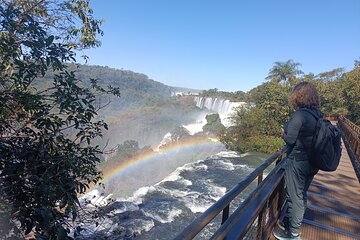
[300,139,360,240]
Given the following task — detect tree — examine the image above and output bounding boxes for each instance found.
[220,106,284,153]
[221,60,358,154]
[341,66,360,124]
[316,68,344,82]
[221,61,308,153]
[312,68,346,115]
[354,58,360,67]
[201,88,218,97]
[246,81,291,129]
[221,80,290,154]
[266,59,304,85]
[0,0,118,238]
[202,113,225,135]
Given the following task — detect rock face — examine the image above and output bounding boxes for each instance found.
[157,126,192,150]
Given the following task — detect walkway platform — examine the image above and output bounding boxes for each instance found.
[273,139,360,240]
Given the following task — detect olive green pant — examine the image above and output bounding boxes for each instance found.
[281,156,318,235]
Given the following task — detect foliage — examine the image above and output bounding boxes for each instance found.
[246,135,284,153]
[58,64,172,112]
[265,59,303,85]
[0,0,119,238]
[341,66,360,125]
[223,60,322,153]
[222,59,360,153]
[246,81,292,128]
[201,88,246,102]
[221,79,292,153]
[202,113,225,135]
[220,106,284,153]
[314,69,347,115]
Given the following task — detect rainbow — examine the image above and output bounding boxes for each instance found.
[101,136,222,184]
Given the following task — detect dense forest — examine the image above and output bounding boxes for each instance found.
[38,63,186,111]
[220,59,360,153]
[62,64,172,111]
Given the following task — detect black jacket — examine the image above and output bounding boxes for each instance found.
[283,107,323,159]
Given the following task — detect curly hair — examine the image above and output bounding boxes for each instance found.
[289,82,320,109]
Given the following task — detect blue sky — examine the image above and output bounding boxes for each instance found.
[82,0,360,92]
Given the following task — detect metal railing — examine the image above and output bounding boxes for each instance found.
[338,116,360,163]
[175,147,289,240]
[324,113,339,121]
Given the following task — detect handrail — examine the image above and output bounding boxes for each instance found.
[211,158,286,240]
[339,116,360,135]
[324,113,339,121]
[174,146,289,240]
[338,116,360,164]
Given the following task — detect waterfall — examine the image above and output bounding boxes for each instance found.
[194,97,246,127]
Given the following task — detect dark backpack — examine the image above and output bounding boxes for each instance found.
[302,109,342,171]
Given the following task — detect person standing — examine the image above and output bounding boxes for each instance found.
[273,82,321,240]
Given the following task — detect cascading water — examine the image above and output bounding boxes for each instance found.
[77,151,264,240]
[194,96,246,127]
[74,97,261,240]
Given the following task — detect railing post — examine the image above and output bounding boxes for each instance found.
[258,171,263,184]
[354,139,359,157]
[257,172,264,240]
[222,205,230,224]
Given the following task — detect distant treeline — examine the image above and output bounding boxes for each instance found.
[200,88,246,102]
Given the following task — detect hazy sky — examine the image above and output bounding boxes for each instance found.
[82,0,360,92]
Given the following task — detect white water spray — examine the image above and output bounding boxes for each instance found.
[194,97,246,127]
